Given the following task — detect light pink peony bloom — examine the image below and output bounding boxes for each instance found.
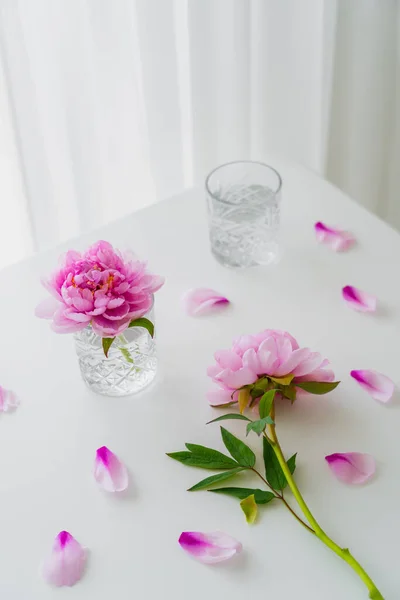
[207,329,334,405]
[36,241,164,337]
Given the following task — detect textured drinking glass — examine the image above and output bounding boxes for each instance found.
[206,161,282,268]
[74,301,157,397]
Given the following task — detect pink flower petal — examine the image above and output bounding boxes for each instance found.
[350,369,394,403]
[0,386,19,412]
[207,389,236,406]
[179,531,242,564]
[315,222,355,252]
[215,367,257,389]
[94,446,128,492]
[325,452,375,484]
[35,297,61,319]
[214,349,242,371]
[42,531,86,587]
[182,288,230,316]
[342,286,377,312]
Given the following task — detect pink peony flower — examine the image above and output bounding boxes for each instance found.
[207,329,335,406]
[36,241,164,338]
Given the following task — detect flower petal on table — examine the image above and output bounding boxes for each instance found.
[342,286,377,312]
[0,387,19,412]
[94,446,128,492]
[42,531,86,587]
[315,222,355,252]
[182,288,229,316]
[179,531,242,564]
[325,452,375,484]
[350,369,394,403]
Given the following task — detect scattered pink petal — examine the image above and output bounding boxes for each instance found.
[42,531,86,587]
[0,386,19,413]
[325,452,375,484]
[94,446,128,492]
[342,286,377,312]
[350,369,394,403]
[182,288,230,316]
[315,222,355,252]
[179,531,242,564]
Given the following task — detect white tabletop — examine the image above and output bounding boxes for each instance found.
[0,161,399,599]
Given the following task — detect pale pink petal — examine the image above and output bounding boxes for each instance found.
[94,446,128,492]
[315,222,355,252]
[242,348,262,374]
[295,367,335,383]
[292,352,323,377]
[207,389,236,406]
[214,349,242,371]
[182,288,230,316]
[232,335,259,356]
[0,387,19,413]
[342,286,377,313]
[350,369,394,403]
[273,348,311,377]
[179,531,242,564]
[325,452,375,484]
[275,336,292,365]
[42,531,86,587]
[35,297,61,319]
[207,364,223,380]
[257,337,279,374]
[215,367,257,389]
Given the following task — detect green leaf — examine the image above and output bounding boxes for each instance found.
[295,381,340,394]
[206,413,251,425]
[281,384,296,403]
[240,494,258,524]
[128,317,154,338]
[102,337,115,357]
[188,467,244,491]
[185,443,239,469]
[262,438,297,491]
[220,427,256,468]
[210,487,275,505]
[259,389,277,419]
[270,374,294,386]
[119,347,134,364]
[246,416,274,436]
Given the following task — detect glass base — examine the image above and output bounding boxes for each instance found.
[211,245,279,268]
[74,323,157,397]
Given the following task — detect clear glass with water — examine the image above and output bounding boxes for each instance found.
[206,161,282,268]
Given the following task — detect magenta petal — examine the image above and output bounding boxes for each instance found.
[315,221,355,252]
[325,452,375,484]
[179,531,242,564]
[94,446,128,492]
[0,386,19,412]
[182,288,230,316]
[342,286,377,312]
[42,531,86,587]
[350,369,394,403]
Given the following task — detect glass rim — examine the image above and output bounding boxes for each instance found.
[205,160,283,204]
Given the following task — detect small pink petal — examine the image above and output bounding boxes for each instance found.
[342,286,377,312]
[35,297,61,319]
[315,222,355,252]
[325,452,375,484]
[350,369,394,403]
[207,389,236,406]
[0,386,19,413]
[94,446,128,492]
[215,367,257,389]
[42,531,86,587]
[182,288,230,316]
[179,531,242,564]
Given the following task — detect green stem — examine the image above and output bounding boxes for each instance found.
[267,420,384,599]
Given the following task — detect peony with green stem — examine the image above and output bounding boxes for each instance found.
[167,329,384,599]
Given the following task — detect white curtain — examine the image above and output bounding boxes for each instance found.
[0,0,399,269]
